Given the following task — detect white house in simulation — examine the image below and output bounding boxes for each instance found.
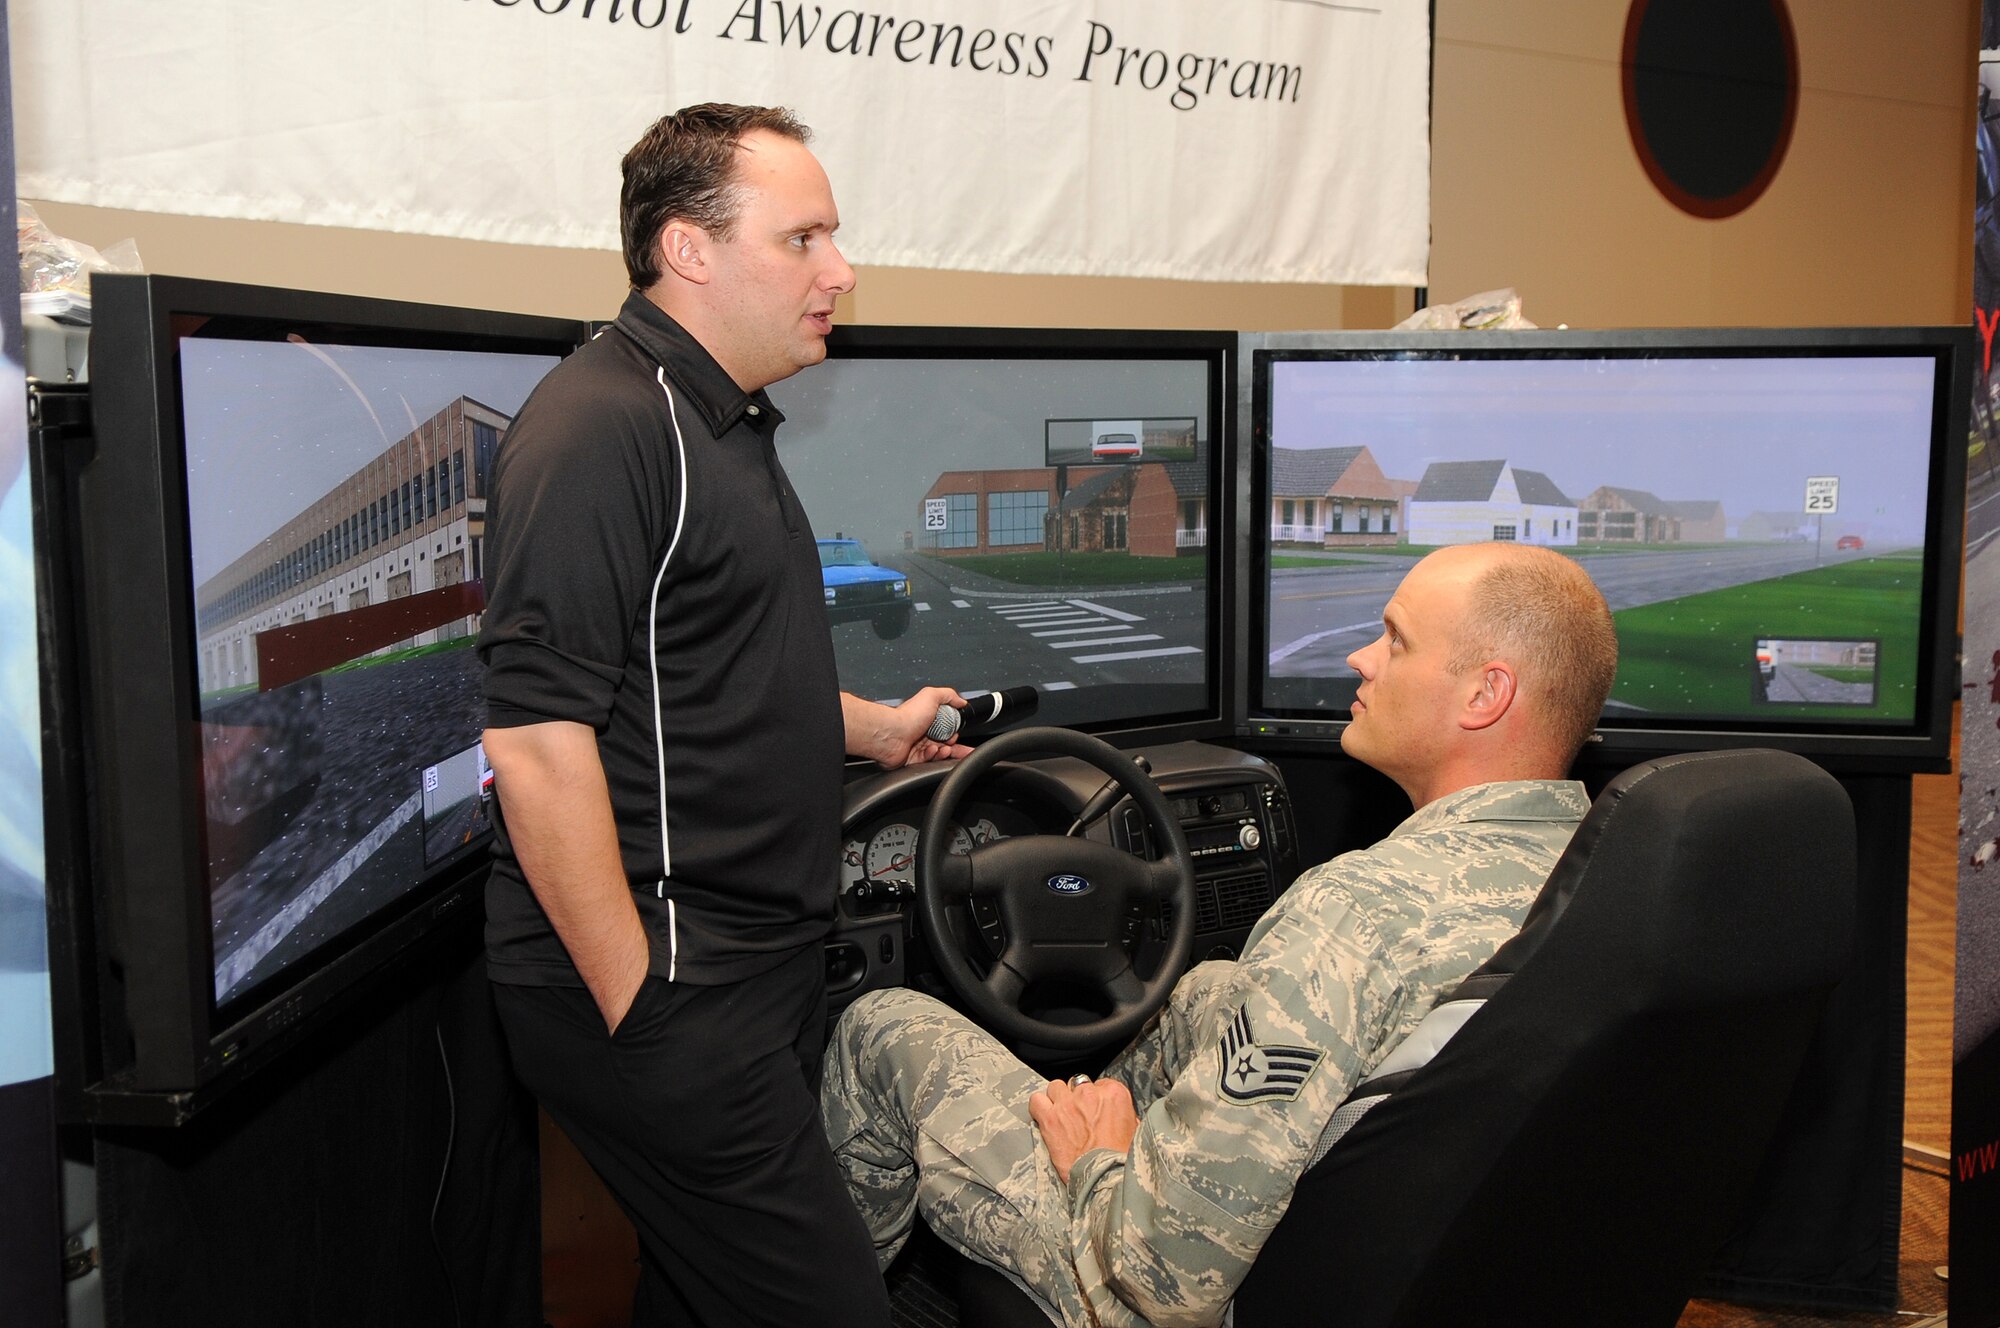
[1406,460,1578,547]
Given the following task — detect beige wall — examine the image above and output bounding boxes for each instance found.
[22,199,1408,333]
[1431,0,1978,328]
[24,0,1979,332]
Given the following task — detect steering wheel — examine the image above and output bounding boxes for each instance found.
[917,727,1196,1053]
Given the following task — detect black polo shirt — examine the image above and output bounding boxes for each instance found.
[479,291,845,986]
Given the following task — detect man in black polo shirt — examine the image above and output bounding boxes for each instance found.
[479,104,967,1327]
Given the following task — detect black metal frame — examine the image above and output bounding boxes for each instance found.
[40,275,586,1123]
[1239,326,1973,774]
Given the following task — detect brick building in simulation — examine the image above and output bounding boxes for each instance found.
[1266,445,1410,548]
[921,449,1209,559]
[194,396,511,693]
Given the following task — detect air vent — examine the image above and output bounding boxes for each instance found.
[1168,870,1273,935]
[1162,882,1220,934]
[1211,869,1275,931]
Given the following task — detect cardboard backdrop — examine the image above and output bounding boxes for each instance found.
[9,0,1431,286]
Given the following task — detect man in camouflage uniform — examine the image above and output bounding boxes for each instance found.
[820,542,1620,1327]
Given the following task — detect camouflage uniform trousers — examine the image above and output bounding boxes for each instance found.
[820,966,1242,1328]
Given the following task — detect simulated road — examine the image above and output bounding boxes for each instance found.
[1760,663,1874,705]
[1267,543,1877,679]
[209,648,487,1002]
[830,554,1208,705]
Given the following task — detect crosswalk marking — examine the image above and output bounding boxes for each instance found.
[1054,634,1163,649]
[1072,646,1202,663]
[1067,599,1143,623]
[972,596,1194,666]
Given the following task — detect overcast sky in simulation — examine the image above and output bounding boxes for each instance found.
[180,338,560,584]
[772,355,1211,553]
[1269,354,1940,542]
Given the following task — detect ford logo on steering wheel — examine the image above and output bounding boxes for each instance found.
[1046,873,1092,895]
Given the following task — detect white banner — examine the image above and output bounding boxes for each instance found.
[11,0,1429,286]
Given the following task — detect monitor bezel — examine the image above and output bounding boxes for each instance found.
[49,273,587,1118]
[1240,327,1970,774]
[815,324,1240,753]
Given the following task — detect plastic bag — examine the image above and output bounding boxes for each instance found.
[19,200,143,319]
[1393,287,1537,332]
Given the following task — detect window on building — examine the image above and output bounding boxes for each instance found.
[933,493,977,549]
[471,421,501,498]
[1331,500,1342,534]
[1281,499,1295,526]
[1382,504,1395,533]
[1359,507,1372,533]
[452,451,466,506]
[987,490,1050,547]
[1303,500,1316,529]
[1493,525,1518,541]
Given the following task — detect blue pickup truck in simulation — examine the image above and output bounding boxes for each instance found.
[818,537,914,640]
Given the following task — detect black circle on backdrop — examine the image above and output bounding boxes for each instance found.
[1621,0,1799,220]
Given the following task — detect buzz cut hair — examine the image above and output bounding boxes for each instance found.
[1447,544,1620,761]
[620,103,811,290]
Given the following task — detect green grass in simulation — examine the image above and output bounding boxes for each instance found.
[1269,555,1381,570]
[1610,555,1920,720]
[943,551,1206,587]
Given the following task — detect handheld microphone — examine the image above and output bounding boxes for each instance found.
[927,686,1039,742]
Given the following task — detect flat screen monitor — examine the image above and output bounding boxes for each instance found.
[769,326,1235,747]
[46,275,583,1114]
[1246,329,1971,770]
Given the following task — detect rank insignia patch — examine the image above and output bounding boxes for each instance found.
[1218,1006,1323,1103]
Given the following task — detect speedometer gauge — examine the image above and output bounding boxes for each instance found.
[863,823,919,882]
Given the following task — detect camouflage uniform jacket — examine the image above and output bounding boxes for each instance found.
[1070,779,1590,1327]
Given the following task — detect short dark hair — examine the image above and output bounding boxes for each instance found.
[620,103,811,290]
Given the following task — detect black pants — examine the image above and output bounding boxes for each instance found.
[493,944,890,1328]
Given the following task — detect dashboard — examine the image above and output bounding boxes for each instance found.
[838,799,1029,912]
[825,739,1302,1029]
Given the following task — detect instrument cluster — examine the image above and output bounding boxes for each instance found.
[838,801,1027,908]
